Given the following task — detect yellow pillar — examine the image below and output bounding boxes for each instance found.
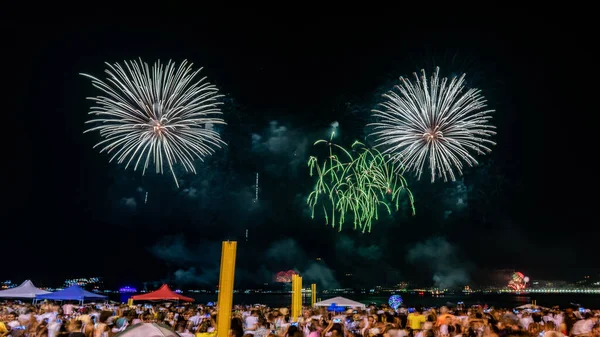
[291,274,295,321]
[295,276,303,320]
[217,241,237,337]
[127,298,133,306]
[311,283,316,307]
[291,274,303,321]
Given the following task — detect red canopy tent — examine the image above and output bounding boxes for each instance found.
[130,284,194,302]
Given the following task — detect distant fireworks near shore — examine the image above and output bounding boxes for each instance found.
[370,67,496,183]
[307,132,415,233]
[81,59,226,187]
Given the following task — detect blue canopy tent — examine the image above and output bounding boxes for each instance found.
[36,285,107,305]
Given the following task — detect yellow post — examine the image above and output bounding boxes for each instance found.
[291,274,296,321]
[295,276,303,319]
[127,298,133,306]
[311,283,316,307]
[291,274,303,321]
[217,241,237,337]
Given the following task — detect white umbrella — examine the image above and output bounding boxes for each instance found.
[114,323,178,337]
[515,304,549,310]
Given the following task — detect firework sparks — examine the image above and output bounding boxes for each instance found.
[81,59,226,187]
[370,67,496,183]
[307,133,415,233]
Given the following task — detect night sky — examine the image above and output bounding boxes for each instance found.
[5,18,591,289]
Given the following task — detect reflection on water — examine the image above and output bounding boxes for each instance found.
[113,293,600,308]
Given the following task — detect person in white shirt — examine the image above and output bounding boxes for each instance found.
[189,311,201,327]
[38,309,57,324]
[520,312,534,330]
[47,315,64,337]
[572,313,598,336]
[6,313,20,329]
[63,303,74,316]
[244,310,259,335]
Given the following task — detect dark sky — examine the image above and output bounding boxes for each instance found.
[5,18,592,289]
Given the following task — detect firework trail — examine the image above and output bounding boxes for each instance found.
[81,59,226,187]
[370,67,496,183]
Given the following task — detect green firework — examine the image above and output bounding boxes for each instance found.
[307,133,416,233]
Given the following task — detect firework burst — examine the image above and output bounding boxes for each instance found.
[370,67,496,183]
[81,59,226,187]
[307,133,415,233]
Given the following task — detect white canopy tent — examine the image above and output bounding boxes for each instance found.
[115,323,178,337]
[314,296,366,309]
[0,280,51,298]
[515,304,550,310]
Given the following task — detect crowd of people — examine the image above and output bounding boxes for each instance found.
[0,301,598,337]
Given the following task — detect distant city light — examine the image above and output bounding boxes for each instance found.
[119,286,137,293]
[64,277,101,288]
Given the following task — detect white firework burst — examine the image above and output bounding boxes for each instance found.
[370,67,496,182]
[81,59,226,187]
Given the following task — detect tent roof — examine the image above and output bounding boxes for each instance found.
[115,323,178,337]
[0,280,51,298]
[314,296,366,309]
[130,284,194,302]
[36,285,107,301]
[515,304,550,310]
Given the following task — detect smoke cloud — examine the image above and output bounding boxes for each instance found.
[406,237,470,289]
[441,179,471,220]
[333,235,403,287]
[151,237,340,289]
[265,238,340,289]
[251,121,308,177]
[150,235,221,286]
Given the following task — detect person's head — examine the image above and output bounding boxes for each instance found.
[198,321,210,333]
[544,321,555,331]
[330,323,343,337]
[591,323,600,337]
[70,320,83,332]
[528,323,541,334]
[99,311,112,324]
[286,325,298,336]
